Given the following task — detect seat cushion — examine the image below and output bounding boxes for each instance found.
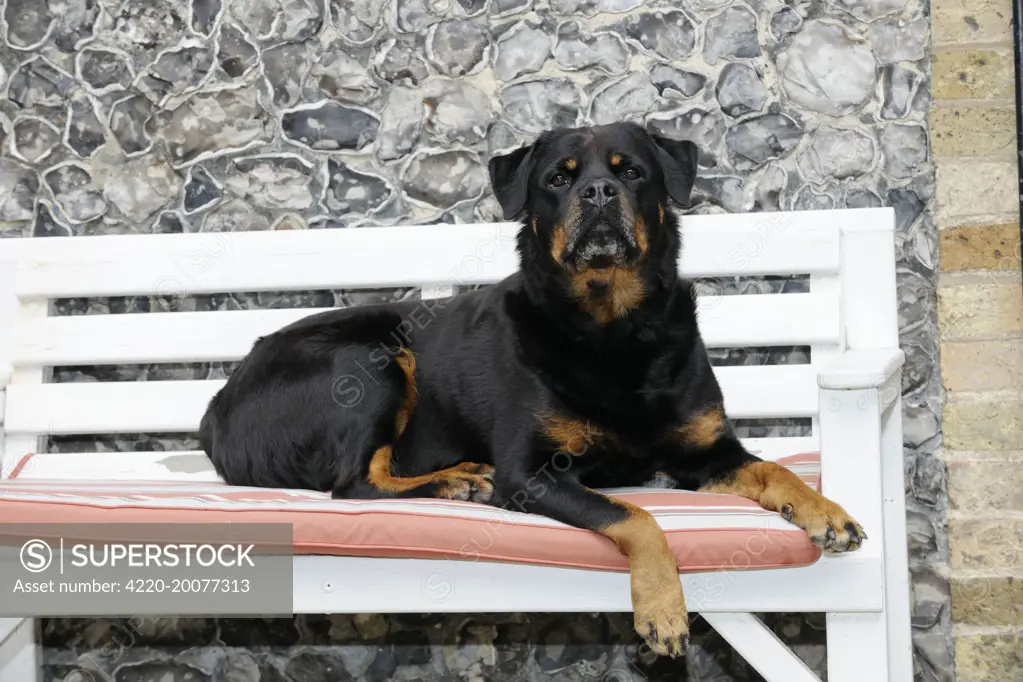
[0,452,823,573]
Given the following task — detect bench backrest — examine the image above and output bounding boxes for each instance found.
[0,207,897,476]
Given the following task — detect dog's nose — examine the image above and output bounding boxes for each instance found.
[579,179,618,209]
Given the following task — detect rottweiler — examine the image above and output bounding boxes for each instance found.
[200,121,866,657]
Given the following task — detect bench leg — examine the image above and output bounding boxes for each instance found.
[826,613,890,681]
[702,612,820,682]
[818,376,911,681]
[0,618,40,682]
[880,393,914,681]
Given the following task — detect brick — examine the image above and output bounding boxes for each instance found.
[948,460,1023,511]
[955,633,1023,682]
[933,50,1016,100]
[940,225,1022,271]
[938,273,1023,338]
[933,0,1014,46]
[931,106,1016,158]
[942,339,1023,391]
[936,160,1019,228]
[950,518,1023,569]
[944,397,1023,450]
[951,571,1023,626]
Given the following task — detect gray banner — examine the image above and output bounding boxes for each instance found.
[0,523,294,616]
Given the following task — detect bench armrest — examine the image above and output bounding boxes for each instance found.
[817,349,905,390]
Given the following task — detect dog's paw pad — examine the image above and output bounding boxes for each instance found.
[435,473,494,503]
[807,514,866,554]
[636,612,689,659]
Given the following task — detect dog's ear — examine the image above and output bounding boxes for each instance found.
[488,143,535,220]
[651,135,698,207]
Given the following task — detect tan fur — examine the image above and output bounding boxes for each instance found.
[658,202,664,227]
[609,153,623,167]
[550,198,581,264]
[366,349,493,498]
[565,158,577,171]
[569,266,645,324]
[550,224,568,263]
[542,413,605,455]
[394,348,416,436]
[600,501,689,657]
[634,216,648,254]
[367,447,494,495]
[675,407,726,449]
[699,461,867,554]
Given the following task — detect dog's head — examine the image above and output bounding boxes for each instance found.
[488,123,698,321]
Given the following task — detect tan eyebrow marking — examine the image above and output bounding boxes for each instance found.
[609,153,623,167]
[565,158,578,171]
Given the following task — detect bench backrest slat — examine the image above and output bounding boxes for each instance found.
[13,292,841,366]
[6,213,840,298]
[4,365,821,435]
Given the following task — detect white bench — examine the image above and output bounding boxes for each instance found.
[0,207,911,682]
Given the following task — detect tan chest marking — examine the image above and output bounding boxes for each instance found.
[569,266,645,325]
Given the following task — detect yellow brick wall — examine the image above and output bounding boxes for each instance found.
[931,0,1023,677]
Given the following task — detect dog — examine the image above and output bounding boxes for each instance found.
[199,121,866,657]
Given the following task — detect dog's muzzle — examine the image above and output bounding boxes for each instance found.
[563,194,637,270]
[568,222,628,269]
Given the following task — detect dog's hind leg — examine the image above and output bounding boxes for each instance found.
[331,348,495,502]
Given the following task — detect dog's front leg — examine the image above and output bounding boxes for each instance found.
[665,408,867,554]
[495,465,688,657]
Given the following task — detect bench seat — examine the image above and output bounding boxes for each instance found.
[1,452,822,573]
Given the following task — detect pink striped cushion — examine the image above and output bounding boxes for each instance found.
[0,452,823,573]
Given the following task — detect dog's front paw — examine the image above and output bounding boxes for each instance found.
[633,583,689,658]
[783,499,867,555]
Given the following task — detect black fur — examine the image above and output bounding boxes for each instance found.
[200,122,761,533]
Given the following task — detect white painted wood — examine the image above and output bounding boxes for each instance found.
[1,437,40,478]
[702,613,821,682]
[740,436,819,461]
[4,450,221,481]
[825,613,891,682]
[291,553,883,614]
[2,298,46,478]
[818,349,906,390]
[0,260,15,477]
[0,618,39,682]
[818,384,890,681]
[4,364,820,435]
[0,261,15,388]
[808,271,843,450]
[880,381,914,682]
[6,436,819,482]
[817,387,885,560]
[13,293,842,366]
[1,215,846,299]
[836,209,899,350]
[0,620,23,649]
[420,284,454,299]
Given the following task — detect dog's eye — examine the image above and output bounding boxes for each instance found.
[621,167,640,181]
[548,173,569,188]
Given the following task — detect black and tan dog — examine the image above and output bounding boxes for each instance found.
[200,122,865,657]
